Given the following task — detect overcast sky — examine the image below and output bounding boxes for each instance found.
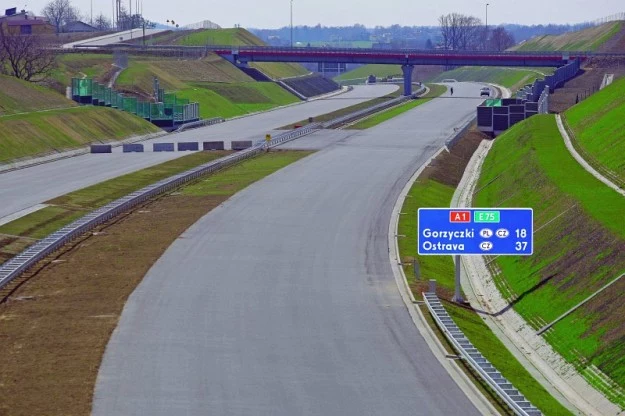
[18,0,625,28]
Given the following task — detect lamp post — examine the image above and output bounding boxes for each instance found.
[290,0,293,47]
[485,3,490,48]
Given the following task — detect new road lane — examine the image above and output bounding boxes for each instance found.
[0,85,397,222]
[93,83,485,415]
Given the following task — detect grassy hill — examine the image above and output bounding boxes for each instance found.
[334,64,402,82]
[475,114,625,406]
[176,28,266,46]
[0,106,160,163]
[115,55,299,119]
[564,76,625,184]
[0,75,76,115]
[174,28,309,79]
[512,21,622,51]
[427,66,554,90]
[49,53,118,94]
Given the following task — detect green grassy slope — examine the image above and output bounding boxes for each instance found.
[174,28,309,79]
[115,55,253,93]
[115,53,299,119]
[565,76,625,183]
[175,28,265,46]
[0,107,159,163]
[250,62,309,79]
[474,115,625,404]
[176,82,299,118]
[0,75,76,115]
[334,64,402,81]
[50,53,116,94]
[428,67,553,90]
[397,139,572,415]
[512,21,622,51]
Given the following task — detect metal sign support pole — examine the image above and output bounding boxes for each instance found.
[453,254,463,303]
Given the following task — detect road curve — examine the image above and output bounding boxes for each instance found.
[93,82,484,415]
[0,85,397,221]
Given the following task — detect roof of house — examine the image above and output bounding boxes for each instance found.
[6,19,49,26]
[62,21,98,30]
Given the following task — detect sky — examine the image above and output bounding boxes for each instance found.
[16,0,625,28]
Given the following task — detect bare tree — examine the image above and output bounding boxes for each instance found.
[94,13,112,30]
[439,13,484,50]
[489,27,515,51]
[0,26,57,81]
[42,0,82,33]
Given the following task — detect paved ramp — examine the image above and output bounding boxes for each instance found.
[93,83,485,415]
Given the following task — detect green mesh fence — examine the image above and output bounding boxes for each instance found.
[70,78,199,125]
[71,78,93,97]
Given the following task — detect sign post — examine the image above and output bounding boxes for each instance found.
[418,208,533,303]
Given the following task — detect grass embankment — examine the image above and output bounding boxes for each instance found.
[0,150,312,415]
[174,27,308,80]
[512,21,622,51]
[0,106,159,163]
[334,64,403,82]
[49,53,117,94]
[0,151,229,263]
[428,67,554,90]
[564,75,625,185]
[115,56,300,119]
[474,115,625,405]
[347,84,446,129]
[176,82,299,118]
[250,62,309,79]
[397,130,573,415]
[0,75,75,115]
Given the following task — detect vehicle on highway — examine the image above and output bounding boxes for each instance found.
[480,87,491,97]
[441,78,457,82]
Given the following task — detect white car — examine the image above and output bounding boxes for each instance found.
[480,87,491,97]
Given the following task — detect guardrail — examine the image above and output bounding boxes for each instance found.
[423,292,542,416]
[175,117,225,132]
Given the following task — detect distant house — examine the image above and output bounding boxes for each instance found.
[62,21,98,33]
[0,7,54,35]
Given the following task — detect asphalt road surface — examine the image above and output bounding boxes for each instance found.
[93,82,485,415]
[62,29,169,49]
[0,85,397,221]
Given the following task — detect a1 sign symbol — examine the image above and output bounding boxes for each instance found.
[449,210,470,223]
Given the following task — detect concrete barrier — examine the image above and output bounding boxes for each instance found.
[231,140,253,151]
[178,142,200,151]
[203,141,225,151]
[122,143,144,153]
[153,143,175,152]
[90,144,112,154]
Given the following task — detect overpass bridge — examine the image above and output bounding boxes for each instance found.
[74,43,595,95]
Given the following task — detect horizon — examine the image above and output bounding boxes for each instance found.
[13,0,625,29]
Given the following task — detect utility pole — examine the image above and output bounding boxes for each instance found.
[290,0,293,47]
[485,3,490,49]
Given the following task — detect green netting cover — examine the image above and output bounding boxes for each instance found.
[484,99,502,107]
[122,97,138,114]
[71,78,93,97]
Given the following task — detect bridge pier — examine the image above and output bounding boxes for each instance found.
[402,65,414,96]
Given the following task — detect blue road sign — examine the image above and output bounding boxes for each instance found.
[418,208,533,256]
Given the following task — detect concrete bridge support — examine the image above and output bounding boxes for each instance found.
[402,64,414,96]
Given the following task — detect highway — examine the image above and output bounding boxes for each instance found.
[0,85,397,222]
[93,82,485,415]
